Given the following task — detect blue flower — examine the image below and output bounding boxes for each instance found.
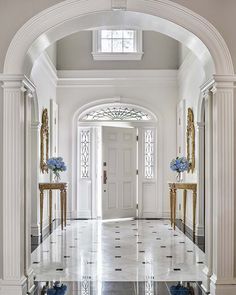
[47,157,67,173]
[170,157,189,172]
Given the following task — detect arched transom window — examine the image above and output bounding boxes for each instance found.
[80,104,154,121]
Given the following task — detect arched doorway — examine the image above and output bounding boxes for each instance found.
[1,1,235,295]
[76,101,158,220]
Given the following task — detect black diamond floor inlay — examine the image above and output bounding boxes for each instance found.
[56,268,64,271]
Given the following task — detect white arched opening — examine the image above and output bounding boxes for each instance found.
[3,0,234,76]
[73,99,160,220]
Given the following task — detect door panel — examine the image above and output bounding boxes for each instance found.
[102,127,136,219]
[123,182,133,208]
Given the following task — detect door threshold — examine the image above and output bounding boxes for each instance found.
[102,217,135,223]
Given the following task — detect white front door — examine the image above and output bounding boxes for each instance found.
[102,126,137,219]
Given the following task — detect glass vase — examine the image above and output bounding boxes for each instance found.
[53,172,61,183]
[176,172,183,183]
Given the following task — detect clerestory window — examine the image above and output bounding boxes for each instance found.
[92,29,143,60]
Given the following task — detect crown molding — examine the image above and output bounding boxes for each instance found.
[57,69,178,87]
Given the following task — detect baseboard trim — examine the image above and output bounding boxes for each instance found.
[31,219,61,252]
[175,219,205,252]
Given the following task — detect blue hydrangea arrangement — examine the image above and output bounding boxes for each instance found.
[170,156,189,173]
[47,157,67,181]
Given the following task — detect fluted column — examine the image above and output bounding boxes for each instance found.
[196,121,205,237]
[201,90,213,293]
[210,79,236,295]
[1,80,27,295]
[30,122,41,237]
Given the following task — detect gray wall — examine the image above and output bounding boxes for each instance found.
[56,31,180,70]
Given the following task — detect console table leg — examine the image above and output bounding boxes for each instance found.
[183,189,187,233]
[64,190,67,228]
[173,189,177,230]
[170,189,173,226]
[40,191,44,239]
[49,189,52,232]
[60,190,64,230]
[193,190,197,242]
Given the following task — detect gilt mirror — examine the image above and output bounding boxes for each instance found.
[187,108,195,173]
[40,108,49,173]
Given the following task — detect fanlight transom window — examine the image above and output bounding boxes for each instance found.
[81,105,152,121]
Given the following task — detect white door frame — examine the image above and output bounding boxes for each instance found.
[77,119,158,219]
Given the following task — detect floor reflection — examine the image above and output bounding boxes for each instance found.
[36,280,205,295]
[32,220,205,282]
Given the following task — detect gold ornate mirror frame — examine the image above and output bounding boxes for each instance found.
[40,108,49,173]
[187,108,195,173]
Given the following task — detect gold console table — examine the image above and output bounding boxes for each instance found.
[39,182,68,237]
[168,182,197,241]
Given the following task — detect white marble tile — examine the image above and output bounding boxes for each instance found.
[32,219,205,282]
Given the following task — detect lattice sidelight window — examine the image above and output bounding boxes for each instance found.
[144,129,155,179]
[80,129,90,178]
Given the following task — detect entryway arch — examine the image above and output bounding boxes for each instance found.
[3,0,234,76]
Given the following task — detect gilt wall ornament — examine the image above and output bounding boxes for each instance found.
[187,108,195,173]
[40,108,49,173]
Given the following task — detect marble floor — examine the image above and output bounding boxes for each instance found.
[32,219,205,283]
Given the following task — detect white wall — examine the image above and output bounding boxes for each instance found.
[177,51,206,232]
[57,31,180,70]
[56,70,178,218]
[30,52,58,236]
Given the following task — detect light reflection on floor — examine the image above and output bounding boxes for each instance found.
[32,219,205,283]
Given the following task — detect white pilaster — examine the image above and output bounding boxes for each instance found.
[201,90,213,293]
[24,90,35,294]
[1,80,27,295]
[30,122,41,237]
[210,79,236,295]
[196,121,205,237]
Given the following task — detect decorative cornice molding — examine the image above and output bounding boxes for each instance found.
[57,70,178,87]
[0,74,24,82]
